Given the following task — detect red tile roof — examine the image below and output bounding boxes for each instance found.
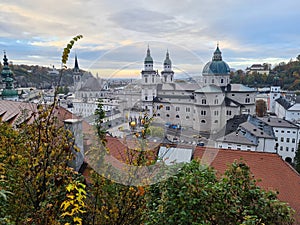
[104,139,300,222]
[194,147,300,222]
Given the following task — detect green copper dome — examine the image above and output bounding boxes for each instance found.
[144,47,153,64]
[202,46,230,75]
[163,51,172,66]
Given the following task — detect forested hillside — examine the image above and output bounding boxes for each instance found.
[0,63,76,88]
[231,55,300,90]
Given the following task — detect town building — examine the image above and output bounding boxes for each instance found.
[139,45,256,133]
[215,115,300,162]
[246,63,271,75]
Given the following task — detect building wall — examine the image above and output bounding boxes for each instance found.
[215,141,256,151]
[274,126,300,162]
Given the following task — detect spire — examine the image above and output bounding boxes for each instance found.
[213,44,222,61]
[144,45,153,64]
[74,53,80,72]
[164,50,172,66]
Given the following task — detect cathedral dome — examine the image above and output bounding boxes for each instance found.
[202,46,230,75]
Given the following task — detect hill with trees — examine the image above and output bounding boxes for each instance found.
[0,63,76,89]
[231,54,300,90]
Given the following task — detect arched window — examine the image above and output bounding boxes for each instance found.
[157,113,160,116]
[201,120,206,123]
[221,78,224,83]
[285,157,292,164]
[176,115,180,118]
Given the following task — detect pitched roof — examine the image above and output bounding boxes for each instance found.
[193,147,300,222]
[195,84,223,93]
[216,132,257,146]
[276,97,292,110]
[258,117,298,129]
[229,83,256,92]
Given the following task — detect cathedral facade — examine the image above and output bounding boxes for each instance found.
[140,46,256,133]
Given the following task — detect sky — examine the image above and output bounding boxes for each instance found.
[1,0,300,78]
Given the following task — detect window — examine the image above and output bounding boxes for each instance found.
[176,107,180,111]
[201,110,206,116]
[292,148,295,152]
[152,76,154,83]
[292,138,296,143]
[281,137,284,142]
[280,146,283,151]
[214,110,219,116]
[287,131,290,133]
[214,99,219,104]
[157,113,160,116]
[145,77,148,83]
[186,107,190,112]
[166,114,170,117]
[214,120,218,123]
[287,138,290,143]
[145,96,148,100]
[212,79,214,83]
[202,99,206,104]
[166,106,170,111]
[232,94,235,96]
[201,120,206,123]
[186,116,190,119]
[176,115,180,118]
[286,147,289,152]
[245,98,250,103]
[226,110,232,116]
[221,78,224,83]
[281,130,284,133]
[275,130,278,132]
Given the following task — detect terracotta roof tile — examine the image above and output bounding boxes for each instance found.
[194,147,300,222]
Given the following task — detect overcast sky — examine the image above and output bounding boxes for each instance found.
[1,0,300,78]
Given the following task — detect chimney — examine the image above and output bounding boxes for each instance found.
[64,119,84,171]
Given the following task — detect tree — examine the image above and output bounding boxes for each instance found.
[144,160,295,225]
[256,99,267,117]
[293,141,300,173]
[0,35,84,224]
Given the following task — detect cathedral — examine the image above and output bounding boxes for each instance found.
[140,46,256,133]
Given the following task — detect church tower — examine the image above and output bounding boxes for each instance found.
[1,52,18,101]
[141,46,159,115]
[161,50,174,83]
[73,54,82,90]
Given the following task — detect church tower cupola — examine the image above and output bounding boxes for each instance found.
[161,50,174,83]
[144,46,154,71]
[163,50,172,71]
[1,51,18,100]
[212,44,222,61]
